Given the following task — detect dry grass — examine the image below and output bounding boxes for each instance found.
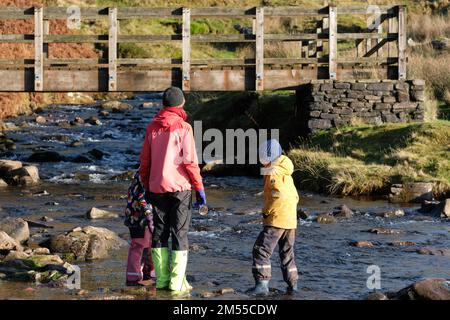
[409,13,450,41]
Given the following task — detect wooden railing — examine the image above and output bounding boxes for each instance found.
[0,6,407,92]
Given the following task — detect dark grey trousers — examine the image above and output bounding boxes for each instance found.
[252,226,298,286]
[148,190,192,251]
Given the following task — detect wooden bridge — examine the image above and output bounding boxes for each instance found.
[0,5,407,92]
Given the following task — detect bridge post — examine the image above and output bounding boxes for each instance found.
[34,7,43,91]
[328,6,337,80]
[182,7,191,91]
[255,7,264,91]
[108,7,118,91]
[397,5,407,80]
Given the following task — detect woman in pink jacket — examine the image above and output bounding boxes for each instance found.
[140,87,206,293]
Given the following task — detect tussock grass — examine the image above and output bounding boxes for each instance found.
[288,122,450,196]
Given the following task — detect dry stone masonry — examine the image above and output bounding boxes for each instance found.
[299,80,426,133]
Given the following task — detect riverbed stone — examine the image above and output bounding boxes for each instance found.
[316,213,336,224]
[50,226,127,261]
[392,278,450,300]
[35,116,46,124]
[9,165,40,186]
[0,179,7,187]
[389,182,434,203]
[86,207,119,219]
[27,151,64,163]
[367,292,389,300]
[388,241,416,247]
[0,160,22,179]
[350,241,376,248]
[377,209,405,218]
[333,204,354,218]
[367,228,404,235]
[0,218,29,244]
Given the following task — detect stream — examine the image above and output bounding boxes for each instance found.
[0,97,449,300]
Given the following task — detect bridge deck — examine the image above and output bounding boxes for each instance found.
[0,5,406,92]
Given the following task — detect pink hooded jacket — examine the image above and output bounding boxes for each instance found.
[139,107,204,194]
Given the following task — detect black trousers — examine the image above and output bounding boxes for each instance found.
[252,226,298,286]
[148,190,192,251]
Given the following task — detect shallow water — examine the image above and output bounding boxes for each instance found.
[0,101,449,300]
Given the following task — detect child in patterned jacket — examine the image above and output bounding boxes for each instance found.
[124,170,155,286]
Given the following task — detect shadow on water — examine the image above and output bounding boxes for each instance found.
[0,102,449,300]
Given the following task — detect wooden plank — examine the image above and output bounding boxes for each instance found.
[34,7,43,91]
[397,5,407,80]
[45,58,108,65]
[43,20,49,59]
[0,59,34,65]
[118,35,182,42]
[0,69,34,91]
[108,7,117,91]
[328,6,337,80]
[316,16,328,59]
[255,7,264,91]
[182,7,191,91]
[388,13,398,58]
[119,58,180,65]
[44,7,108,19]
[191,34,255,42]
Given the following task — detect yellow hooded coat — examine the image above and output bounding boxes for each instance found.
[262,155,299,230]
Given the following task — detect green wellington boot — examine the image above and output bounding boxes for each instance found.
[169,250,193,292]
[151,247,170,289]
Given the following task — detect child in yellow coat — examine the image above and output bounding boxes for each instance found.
[247,139,299,296]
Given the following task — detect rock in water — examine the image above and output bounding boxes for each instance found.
[35,116,46,124]
[417,248,450,256]
[9,165,40,186]
[0,218,30,244]
[0,160,22,178]
[50,226,126,261]
[377,209,405,218]
[297,208,310,220]
[389,182,434,203]
[350,241,376,248]
[333,204,354,218]
[86,207,119,219]
[393,278,450,300]
[100,100,132,111]
[0,179,7,187]
[430,199,450,219]
[0,231,22,252]
[367,292,388,300]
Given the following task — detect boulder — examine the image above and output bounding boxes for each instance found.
[27,151,64,163]
[367,292,388,300]
[316,213,336,224]
[50,226,126,261]
[430,199,450,219]
[389,183,434,203]
[3,250,29,261]
[392,278,450,300]
[0,179,7,187]
[417,248,450,256]
[9,165,40,186]
[86,207,119,219]
[0,218,30,243]
[333,204,354,218]
[0,160,22,178]
[0,231,22,252]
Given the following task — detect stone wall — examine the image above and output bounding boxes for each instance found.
[298,79,426,133]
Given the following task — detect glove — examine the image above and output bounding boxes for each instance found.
[194,189,206,208]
